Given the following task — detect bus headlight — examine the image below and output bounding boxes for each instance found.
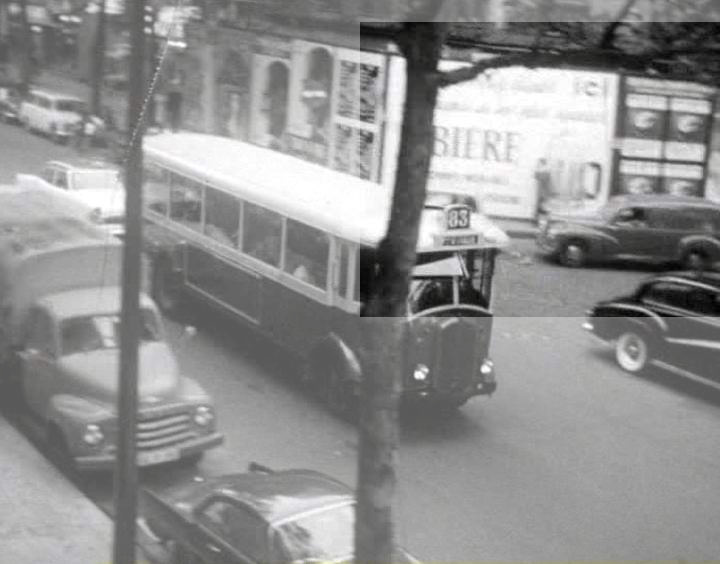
[82,423,104,446]
[480,359,494,376]
[194,405,214,427]
[413,364,430,382]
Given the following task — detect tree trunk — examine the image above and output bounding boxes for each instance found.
[355,22,445,564]
[90,0,106,116]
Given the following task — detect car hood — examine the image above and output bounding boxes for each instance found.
[70,188,126,217]
[57,342,180,403]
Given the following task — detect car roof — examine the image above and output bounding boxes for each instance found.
[188,470,353,525]
[647,271,720,291]
[46,159,119,172]
[38,286,156,320]
[607,194,720,210]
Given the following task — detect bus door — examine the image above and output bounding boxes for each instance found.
[261,219,334,355]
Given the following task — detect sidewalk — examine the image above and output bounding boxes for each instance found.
[494,217,538,239]
[0,415,112,564]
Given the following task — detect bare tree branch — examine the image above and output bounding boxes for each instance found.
[599,0,639,49]
[436,48,653,87]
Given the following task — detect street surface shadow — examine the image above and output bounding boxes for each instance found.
[399,403,483,443]
[588,348,720,407]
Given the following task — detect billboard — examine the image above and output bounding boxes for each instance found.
[613,76,716,198]
[382,58,619,219]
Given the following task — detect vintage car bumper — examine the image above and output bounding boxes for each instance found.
[74,432,224,471]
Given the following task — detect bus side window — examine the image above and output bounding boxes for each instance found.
[169,174,203,232]
[337,242,350,298]
[204,186,240,247]
[284,219,329,289]
[144,164,169,216]
[242,202,282,267]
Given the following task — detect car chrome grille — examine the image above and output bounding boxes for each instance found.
[136,411,193,450]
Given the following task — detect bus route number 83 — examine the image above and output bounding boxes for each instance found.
[445,205,471,231]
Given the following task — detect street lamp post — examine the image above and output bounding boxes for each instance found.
[112,0,146,562]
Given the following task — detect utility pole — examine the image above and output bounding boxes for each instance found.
[90,0,106,116]
[143,3,157,126]
[16,0,31,95]
[112,0,145,560]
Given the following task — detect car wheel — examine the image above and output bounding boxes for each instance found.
[682,249,709,271]
[558,240,587,267]
[46,424,75,474]
[152,259,182,316]
[615,330,651,374]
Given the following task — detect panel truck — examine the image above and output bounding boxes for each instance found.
[0,183,223,471]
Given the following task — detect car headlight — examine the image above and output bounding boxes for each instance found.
[480,359,494,376]
[413,364,430,382]
[193,405,214,426]
[82,423,104,446]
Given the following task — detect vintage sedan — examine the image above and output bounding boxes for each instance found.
[141,463,419,564]
[584,271,720,387]
[537,195,720,269]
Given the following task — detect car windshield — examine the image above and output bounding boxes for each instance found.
[60,309,161,355]
[56,99,84,113]
[276,503,354,564]
[72,170,122,191]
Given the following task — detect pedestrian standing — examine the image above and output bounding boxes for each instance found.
[74,113,87,150]
[534,158,553,223]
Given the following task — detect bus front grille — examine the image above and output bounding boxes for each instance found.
[435,319,477,394]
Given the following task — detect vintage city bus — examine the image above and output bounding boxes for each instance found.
[141,133,509,410]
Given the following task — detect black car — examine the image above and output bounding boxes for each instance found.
[584,271,720,385]
[141,463,419,564]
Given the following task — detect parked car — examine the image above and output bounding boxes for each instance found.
[141,463,419,564]
[38,158,126,237]
[584,271,720,385]
[18,89,84,143]
[537,195,720,269]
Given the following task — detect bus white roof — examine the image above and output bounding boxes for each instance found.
[143,133,508,250]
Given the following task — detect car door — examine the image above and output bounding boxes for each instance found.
[20,308,60,417]
[193,498,269,564]
[610,206,657,257]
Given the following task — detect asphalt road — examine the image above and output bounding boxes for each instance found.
[3,122,720,561]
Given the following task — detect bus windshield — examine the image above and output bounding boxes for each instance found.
[408,253,488,314]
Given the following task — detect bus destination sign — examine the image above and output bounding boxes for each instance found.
[439,233,480,247]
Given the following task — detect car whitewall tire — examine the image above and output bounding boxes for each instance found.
[615,331,650,373]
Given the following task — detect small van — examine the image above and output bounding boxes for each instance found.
[19,89,85,143]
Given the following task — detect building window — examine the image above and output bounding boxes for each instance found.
[204,186,240,247]
[284,219,329,289]
[242,202,282,267]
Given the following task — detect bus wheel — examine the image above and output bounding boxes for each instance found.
[152,260,182,316]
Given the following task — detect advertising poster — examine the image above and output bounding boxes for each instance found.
[248,37,292,151]
[664,97,712,162]
[613,76,716,198]
[285,40,337,165]
[329,48,385,181]
[382,57,619,219]
[661,163,704,197]
[616,159,662,196]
